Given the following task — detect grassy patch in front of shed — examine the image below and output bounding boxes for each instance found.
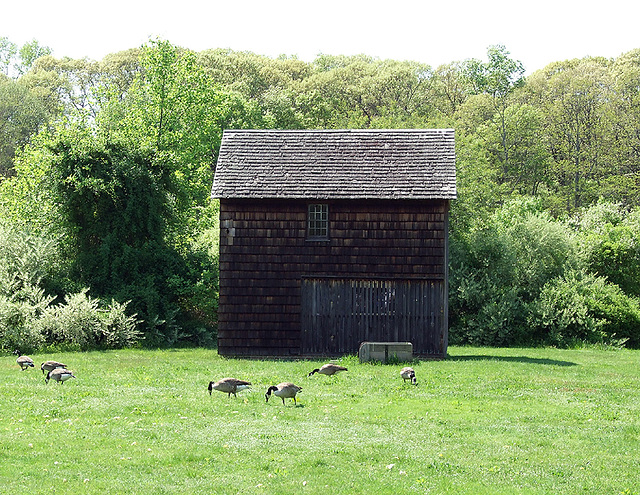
[1,346,638,494]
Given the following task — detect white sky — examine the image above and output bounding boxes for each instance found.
[2,0,639,74]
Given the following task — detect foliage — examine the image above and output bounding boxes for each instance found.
[449,199,578,346]
[532,269,640,348]
[0,220,142,352]
[0,222,57,352]
[573,203,640,298]
[36,289,140,351]
[41,126,193,346]
[15,39,52,75]
[0,75,52,177]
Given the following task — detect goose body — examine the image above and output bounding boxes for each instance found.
[265,382,302,405]
[208,377,251,397]
[14,351,34,371]
[400,366,417,385]
[45,368,76,384]
[41,360,67,375]
[308,363,348,377]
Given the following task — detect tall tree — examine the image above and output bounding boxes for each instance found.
[463,45,526,181]
[102,39,262,222]
[15,39,52,75]
[432,61,472,116]
[0,37,17,76]
[0,78,49,177]
[608,49,640,206]
[529,58,613,212]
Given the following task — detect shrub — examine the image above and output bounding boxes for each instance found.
[36,289,141,351]
[532,269,640,348]
[449,199,578,346]
[0,223,57,352]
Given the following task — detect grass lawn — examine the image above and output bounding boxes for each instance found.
[1,346,639,494]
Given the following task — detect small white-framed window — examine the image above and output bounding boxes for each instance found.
[307,204,329,239]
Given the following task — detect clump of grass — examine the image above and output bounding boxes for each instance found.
[1,346,639,494]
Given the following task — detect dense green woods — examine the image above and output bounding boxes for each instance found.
[1,37,639,351]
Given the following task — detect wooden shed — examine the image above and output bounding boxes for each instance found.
[211,129,456,358]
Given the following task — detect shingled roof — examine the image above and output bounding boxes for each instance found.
[211,129,456,200]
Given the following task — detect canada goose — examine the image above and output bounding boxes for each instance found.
[45,368,76,384]
[41,360,67,375]
[308,363,348,377]
[265,382,302,405]
[400,366,417,385]
[208,378,251,397]
[14,350,34,371]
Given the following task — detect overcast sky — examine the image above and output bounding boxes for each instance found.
[2,0,639,74]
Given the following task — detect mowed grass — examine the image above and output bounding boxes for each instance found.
[1,346,639,494]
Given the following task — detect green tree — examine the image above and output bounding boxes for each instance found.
[608,50,640,206]
[463,45,527,185]
[102,40,262,218]
[479,103,552,195]
[0,77,49,177]
[299,54,437,128]
[15,39,52,75]
[432,61,472,116]
[527,58,613,213]
[44,126,190,345]
[449,199,577,346]
[573,202,640,298]
[0,37,17,76]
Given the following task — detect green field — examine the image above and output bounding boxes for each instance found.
[2,346,639,494]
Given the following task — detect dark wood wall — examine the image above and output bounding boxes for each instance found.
[217,199,449,356]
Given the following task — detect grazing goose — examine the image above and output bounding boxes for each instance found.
[45,368,76,384]
[308,363,348,377]
[208,378,251,397]
[400,366,417,385]
[265,382,302,405]
[14,350,34,371]
[41,360,68,375]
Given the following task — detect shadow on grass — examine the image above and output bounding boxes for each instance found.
[448,355,577,367]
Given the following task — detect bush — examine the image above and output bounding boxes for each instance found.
[532,270,640,348]
[36,289,141,351]
[449,199,578,346]
[0,223,57,352]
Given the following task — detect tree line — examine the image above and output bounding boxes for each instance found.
[1,37,639,351]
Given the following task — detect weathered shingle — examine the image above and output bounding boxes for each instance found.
[211,129,456,200]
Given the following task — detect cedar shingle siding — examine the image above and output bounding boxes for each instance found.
[212,129,456,357]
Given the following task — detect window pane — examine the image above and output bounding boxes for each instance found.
[308,204,328,238]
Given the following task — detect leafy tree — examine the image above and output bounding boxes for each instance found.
[25,55,103,118]
[462,45,529,188]
[43,126,191,345]
[527,58,613,213]
[101,40,262,220]
[299,55,437,128]
[607,50,640,206]
[464,44,526,101]
[0,37,17,75]
[0,77,49,177]
[98,48,143,100]
[479,103,552,195]
[15,38,52,75]
[432,61,472,116]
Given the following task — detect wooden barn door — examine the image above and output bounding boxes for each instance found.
[301,277,446,356]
